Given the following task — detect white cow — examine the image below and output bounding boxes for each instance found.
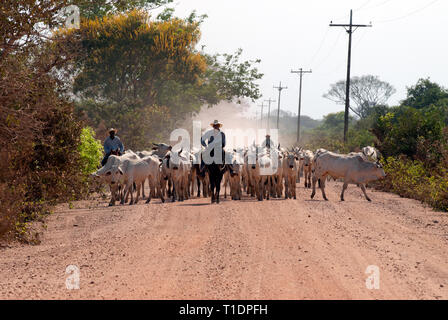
[141,155,164,203]
[283,152,298,199]
[311,151,386,202]
[92,155,124,206]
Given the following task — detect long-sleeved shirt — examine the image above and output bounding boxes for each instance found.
[104,136,124,154]
[201,129,226,148]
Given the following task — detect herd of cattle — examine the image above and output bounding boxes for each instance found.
[92,144,386,206]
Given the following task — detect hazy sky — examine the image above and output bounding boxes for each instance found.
[161,0,447,119]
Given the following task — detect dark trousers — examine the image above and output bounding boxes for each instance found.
[101,152,111,167]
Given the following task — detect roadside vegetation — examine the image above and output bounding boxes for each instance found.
[1,0,446,241]
[0,0,262,241]
[301,77,448,212]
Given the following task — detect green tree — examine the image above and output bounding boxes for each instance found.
[372,105,445,160]
[71,0,173,19]
[78,127,103,175]
[401,78,448,110]
[63,10,262,148]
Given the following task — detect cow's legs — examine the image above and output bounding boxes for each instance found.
[340,181,348,201]
[360,184,372,202]
[320,176,328,201]
[134,182,141,204]
[168,180,172,197]
[311,175,317,199]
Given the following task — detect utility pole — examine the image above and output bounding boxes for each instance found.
[257,102,265,129]
[264,98,276,132]
[291,68,312,144]
[330,9,371,143]
[273,81,288,130]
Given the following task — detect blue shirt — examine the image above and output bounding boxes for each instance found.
[104,136,124,154]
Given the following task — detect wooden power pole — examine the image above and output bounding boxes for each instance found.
[330,9,371,142]
[291,68,312,144]
[257,102,265,129]
[273,82,288,130]
[264,98,276,133]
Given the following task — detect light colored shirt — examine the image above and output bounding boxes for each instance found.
[104,136,124,154]
[201,129,226,148]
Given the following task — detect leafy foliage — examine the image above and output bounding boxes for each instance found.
[401,78,448,110]
[0,0,89,241]
[79,127,103,175]
[372,105,445,160]
[71,0,173,19]
[64,10,262,150]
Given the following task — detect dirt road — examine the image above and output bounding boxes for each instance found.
[1,182,448,299]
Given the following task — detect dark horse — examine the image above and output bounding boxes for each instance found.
[204,151,227,204]
[110,148,122,156]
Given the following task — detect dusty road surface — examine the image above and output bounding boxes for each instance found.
[1,182,448,300]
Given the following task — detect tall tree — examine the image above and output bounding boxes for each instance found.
[401,78,448,110]
[323,75,396,119]
[70,0,173,19]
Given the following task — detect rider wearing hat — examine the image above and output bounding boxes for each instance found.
[200,120,226,175]
[101,128,125,167]
[262,134,272,149]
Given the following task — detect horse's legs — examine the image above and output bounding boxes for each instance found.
[197,177,201,197]
[216,174,222,204]
[210,179,215,203]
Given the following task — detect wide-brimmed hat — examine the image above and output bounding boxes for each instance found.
[210,120,223,128]
[108,128,117,133]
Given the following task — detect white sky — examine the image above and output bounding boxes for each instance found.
[166,0,447,119]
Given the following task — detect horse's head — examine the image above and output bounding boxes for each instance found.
[111,148,122,156]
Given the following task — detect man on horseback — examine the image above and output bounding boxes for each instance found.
[200,120,227,203]
[200,120,226,174]
[101,128,125,167]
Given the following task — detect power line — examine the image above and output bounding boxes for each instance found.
[330,9,372,143]
[312,28,344,71]
[376,0,439,23]
[362,0,395,11]
[354,0,372,12]
[306,27,330,67]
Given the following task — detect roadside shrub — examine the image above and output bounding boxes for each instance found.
[79,127,103,175]
[378,156,448,212]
